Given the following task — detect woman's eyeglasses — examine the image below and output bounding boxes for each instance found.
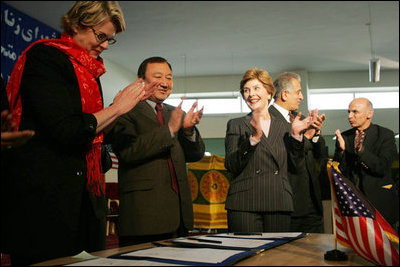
[91,27,116,45]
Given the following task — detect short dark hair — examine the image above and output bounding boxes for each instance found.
[137,57,172,79]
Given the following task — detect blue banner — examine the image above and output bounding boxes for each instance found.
[1,2,60,85]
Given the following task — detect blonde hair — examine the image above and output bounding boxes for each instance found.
[240,67,275,98]
[61,1,126,35]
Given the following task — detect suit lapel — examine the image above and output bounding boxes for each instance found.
[269,105,288,124]
[261,117,284,167]
[137,101,159,123]
[243,112,282,168]
[163,103,174,125]
[362,124,377,151]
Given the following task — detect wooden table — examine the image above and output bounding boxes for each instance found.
[33,233,373,266]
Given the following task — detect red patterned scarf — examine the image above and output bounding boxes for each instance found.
[6,33,106,197]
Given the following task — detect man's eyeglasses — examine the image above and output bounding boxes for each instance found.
[91,27,116,45]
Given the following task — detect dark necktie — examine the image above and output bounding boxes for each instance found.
[289,111,295,123]
[155,103,179,194]
[354,129,365,152]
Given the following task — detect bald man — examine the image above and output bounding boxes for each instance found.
[334,98,399,232]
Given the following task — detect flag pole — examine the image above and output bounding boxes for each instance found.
[331,191,338,251]
[324,160,348,261]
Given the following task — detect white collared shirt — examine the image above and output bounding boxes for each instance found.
[273,103,291,123]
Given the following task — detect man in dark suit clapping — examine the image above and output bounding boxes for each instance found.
[108,57,205,246]
[334,97,399,233]
[269,72,328,233]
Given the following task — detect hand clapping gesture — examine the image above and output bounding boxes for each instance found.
[250,110,264,141]
[168,101,184,134]
[1,110,35,150]
[335,129,345,152]
[168,100,204,135]
[291,111,313,136]
[113,78,160,116]
[304,109,326,139]
[183,101,204,135]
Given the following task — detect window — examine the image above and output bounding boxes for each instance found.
[308,87,399,110]
[164,92,251,114]
[164,87,399,114]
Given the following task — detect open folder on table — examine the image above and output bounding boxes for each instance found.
[109,246,256,266]
[170,232,306,250]
[66,233,305,266]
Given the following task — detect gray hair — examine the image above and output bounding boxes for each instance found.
[273,72,301,100]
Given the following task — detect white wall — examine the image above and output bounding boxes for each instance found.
[100,66,399,139]
[100,58,137,107]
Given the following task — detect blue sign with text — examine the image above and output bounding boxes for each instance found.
[1,2,60,85]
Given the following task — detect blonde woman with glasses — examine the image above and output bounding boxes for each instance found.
[3,2,159,265]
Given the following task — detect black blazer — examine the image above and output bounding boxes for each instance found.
[109,101,205,236]
[333,123,399,226]
[269,105,328,217]
[2,44,105,259]
[224,112,304,213]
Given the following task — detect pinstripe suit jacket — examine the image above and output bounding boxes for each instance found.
[224,112,305,212]
[269,105,327,217]
[109,101,205,236]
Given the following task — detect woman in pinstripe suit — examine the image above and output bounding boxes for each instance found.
[224,68,312,233]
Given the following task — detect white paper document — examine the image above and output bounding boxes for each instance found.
[121,246,247,264]
[173,236,274,249]
[65,257,186,266]
[212,232,304,239]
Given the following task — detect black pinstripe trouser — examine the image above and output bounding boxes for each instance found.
[227,210,291,232]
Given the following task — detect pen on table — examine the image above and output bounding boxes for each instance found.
[187,237,222,244]
[233,232,262,236]
[152,241,169,247]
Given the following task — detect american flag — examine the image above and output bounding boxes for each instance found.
[110,152,119,169]
[327,161,399,266]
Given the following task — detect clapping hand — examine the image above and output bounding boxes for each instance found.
[183,101,204,135]
[142,78,161,100]
[291,111,313,136]
[1,110,35,150]
[168,101,184,134]
[335,129,345,152]
[304,109,326,139]
[250,110,263,141]
[113,78,161,116]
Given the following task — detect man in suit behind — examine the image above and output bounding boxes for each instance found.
[269,72,328,233]
[334,97,399,232]
[108,57,205,246]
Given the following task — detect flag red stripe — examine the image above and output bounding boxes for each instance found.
[346,217,372,263]
[390,239,399,266]
[373,219,387,265]
[359,217,374,263]
[334,202,349,244]
[110,153,119,169]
